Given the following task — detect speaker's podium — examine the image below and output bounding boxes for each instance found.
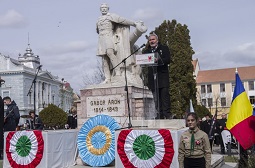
[136,53,161,119]
[136,53,159,66]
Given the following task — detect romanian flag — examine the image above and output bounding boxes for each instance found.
[226,72,255,149]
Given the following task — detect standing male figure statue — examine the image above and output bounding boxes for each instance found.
[96,3,146,84]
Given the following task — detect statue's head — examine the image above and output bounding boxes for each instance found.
[100,3,109,15]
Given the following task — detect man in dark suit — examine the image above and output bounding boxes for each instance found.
[143,32,171,119]
[3,96,20,132]
[201,113,215,151]
[218,113,227,154]
[67,106,77,129]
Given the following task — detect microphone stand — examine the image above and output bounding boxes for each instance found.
[152,52,163,119]
[111,44,145,129]
[27,65,41,129]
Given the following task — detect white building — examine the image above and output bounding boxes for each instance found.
[0,44,73,121]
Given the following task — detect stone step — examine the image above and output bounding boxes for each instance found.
[221,162,238,168]
[212,154,224,168]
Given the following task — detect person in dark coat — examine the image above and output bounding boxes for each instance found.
[3,96,20,132]
[218,113,227,154]
[200,114,215,151]
[143,32,171,119]
[67,107,77,129]
[26,110,44,130]
[214,119,221,146]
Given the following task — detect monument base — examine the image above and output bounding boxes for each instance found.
[131,119,186,130]
[77,84,156,129]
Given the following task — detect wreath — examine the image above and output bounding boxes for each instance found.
[117,129,174,168]
[6,130,44,168]
[77,114,120,166]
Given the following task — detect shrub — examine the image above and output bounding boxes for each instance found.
[39,104,68,129]
[248,153,255,168]
[238,148,255,168]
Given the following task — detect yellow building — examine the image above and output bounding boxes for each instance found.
[195,62,255,118]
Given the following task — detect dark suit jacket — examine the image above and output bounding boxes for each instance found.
[143,43,171,91]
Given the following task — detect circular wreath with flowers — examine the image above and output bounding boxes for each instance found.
[117,129,174,168]
[6,130,44,168]
[77,114,120,167]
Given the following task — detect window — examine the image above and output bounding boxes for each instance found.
[232,83,235,92]
[202,99,206,106]
[2,90,10,97]
[208,98,213,107]
[201,85,206,94]
[249,81,254,91]
[220,83,225,92]
[221,97,226,106]
[207,84,212,93]
[250,96,255,105]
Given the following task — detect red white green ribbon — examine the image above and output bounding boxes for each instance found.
[117,129,174,168]
[6,130,44,168]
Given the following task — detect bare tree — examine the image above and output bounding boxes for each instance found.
[82,58,105,87]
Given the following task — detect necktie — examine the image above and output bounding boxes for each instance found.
[190,131,195,154]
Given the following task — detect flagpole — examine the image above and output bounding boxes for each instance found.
[239,144,248,167]
[226,70,254,166]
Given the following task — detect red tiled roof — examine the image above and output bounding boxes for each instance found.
[192,59,198,71]
[196,66,255,84]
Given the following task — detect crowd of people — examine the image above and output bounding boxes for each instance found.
[2,96,77,132]
[199,112,232,154]
[2,96,44,131]
[0,93,236,168]
[178,112,237,168]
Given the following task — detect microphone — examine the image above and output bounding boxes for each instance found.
[140,44,146,48]
[37,65,42,69]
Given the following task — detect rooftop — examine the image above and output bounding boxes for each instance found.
[196,66,255,84]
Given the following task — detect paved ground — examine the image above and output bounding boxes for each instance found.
[212,144,239,156]
[210,145,238,168]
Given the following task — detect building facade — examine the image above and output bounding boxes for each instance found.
[0,44,73,123]
[196,65,255,117]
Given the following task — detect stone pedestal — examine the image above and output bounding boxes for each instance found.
[77,84,155,129]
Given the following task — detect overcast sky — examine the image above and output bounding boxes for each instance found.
[1,0,255,93]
